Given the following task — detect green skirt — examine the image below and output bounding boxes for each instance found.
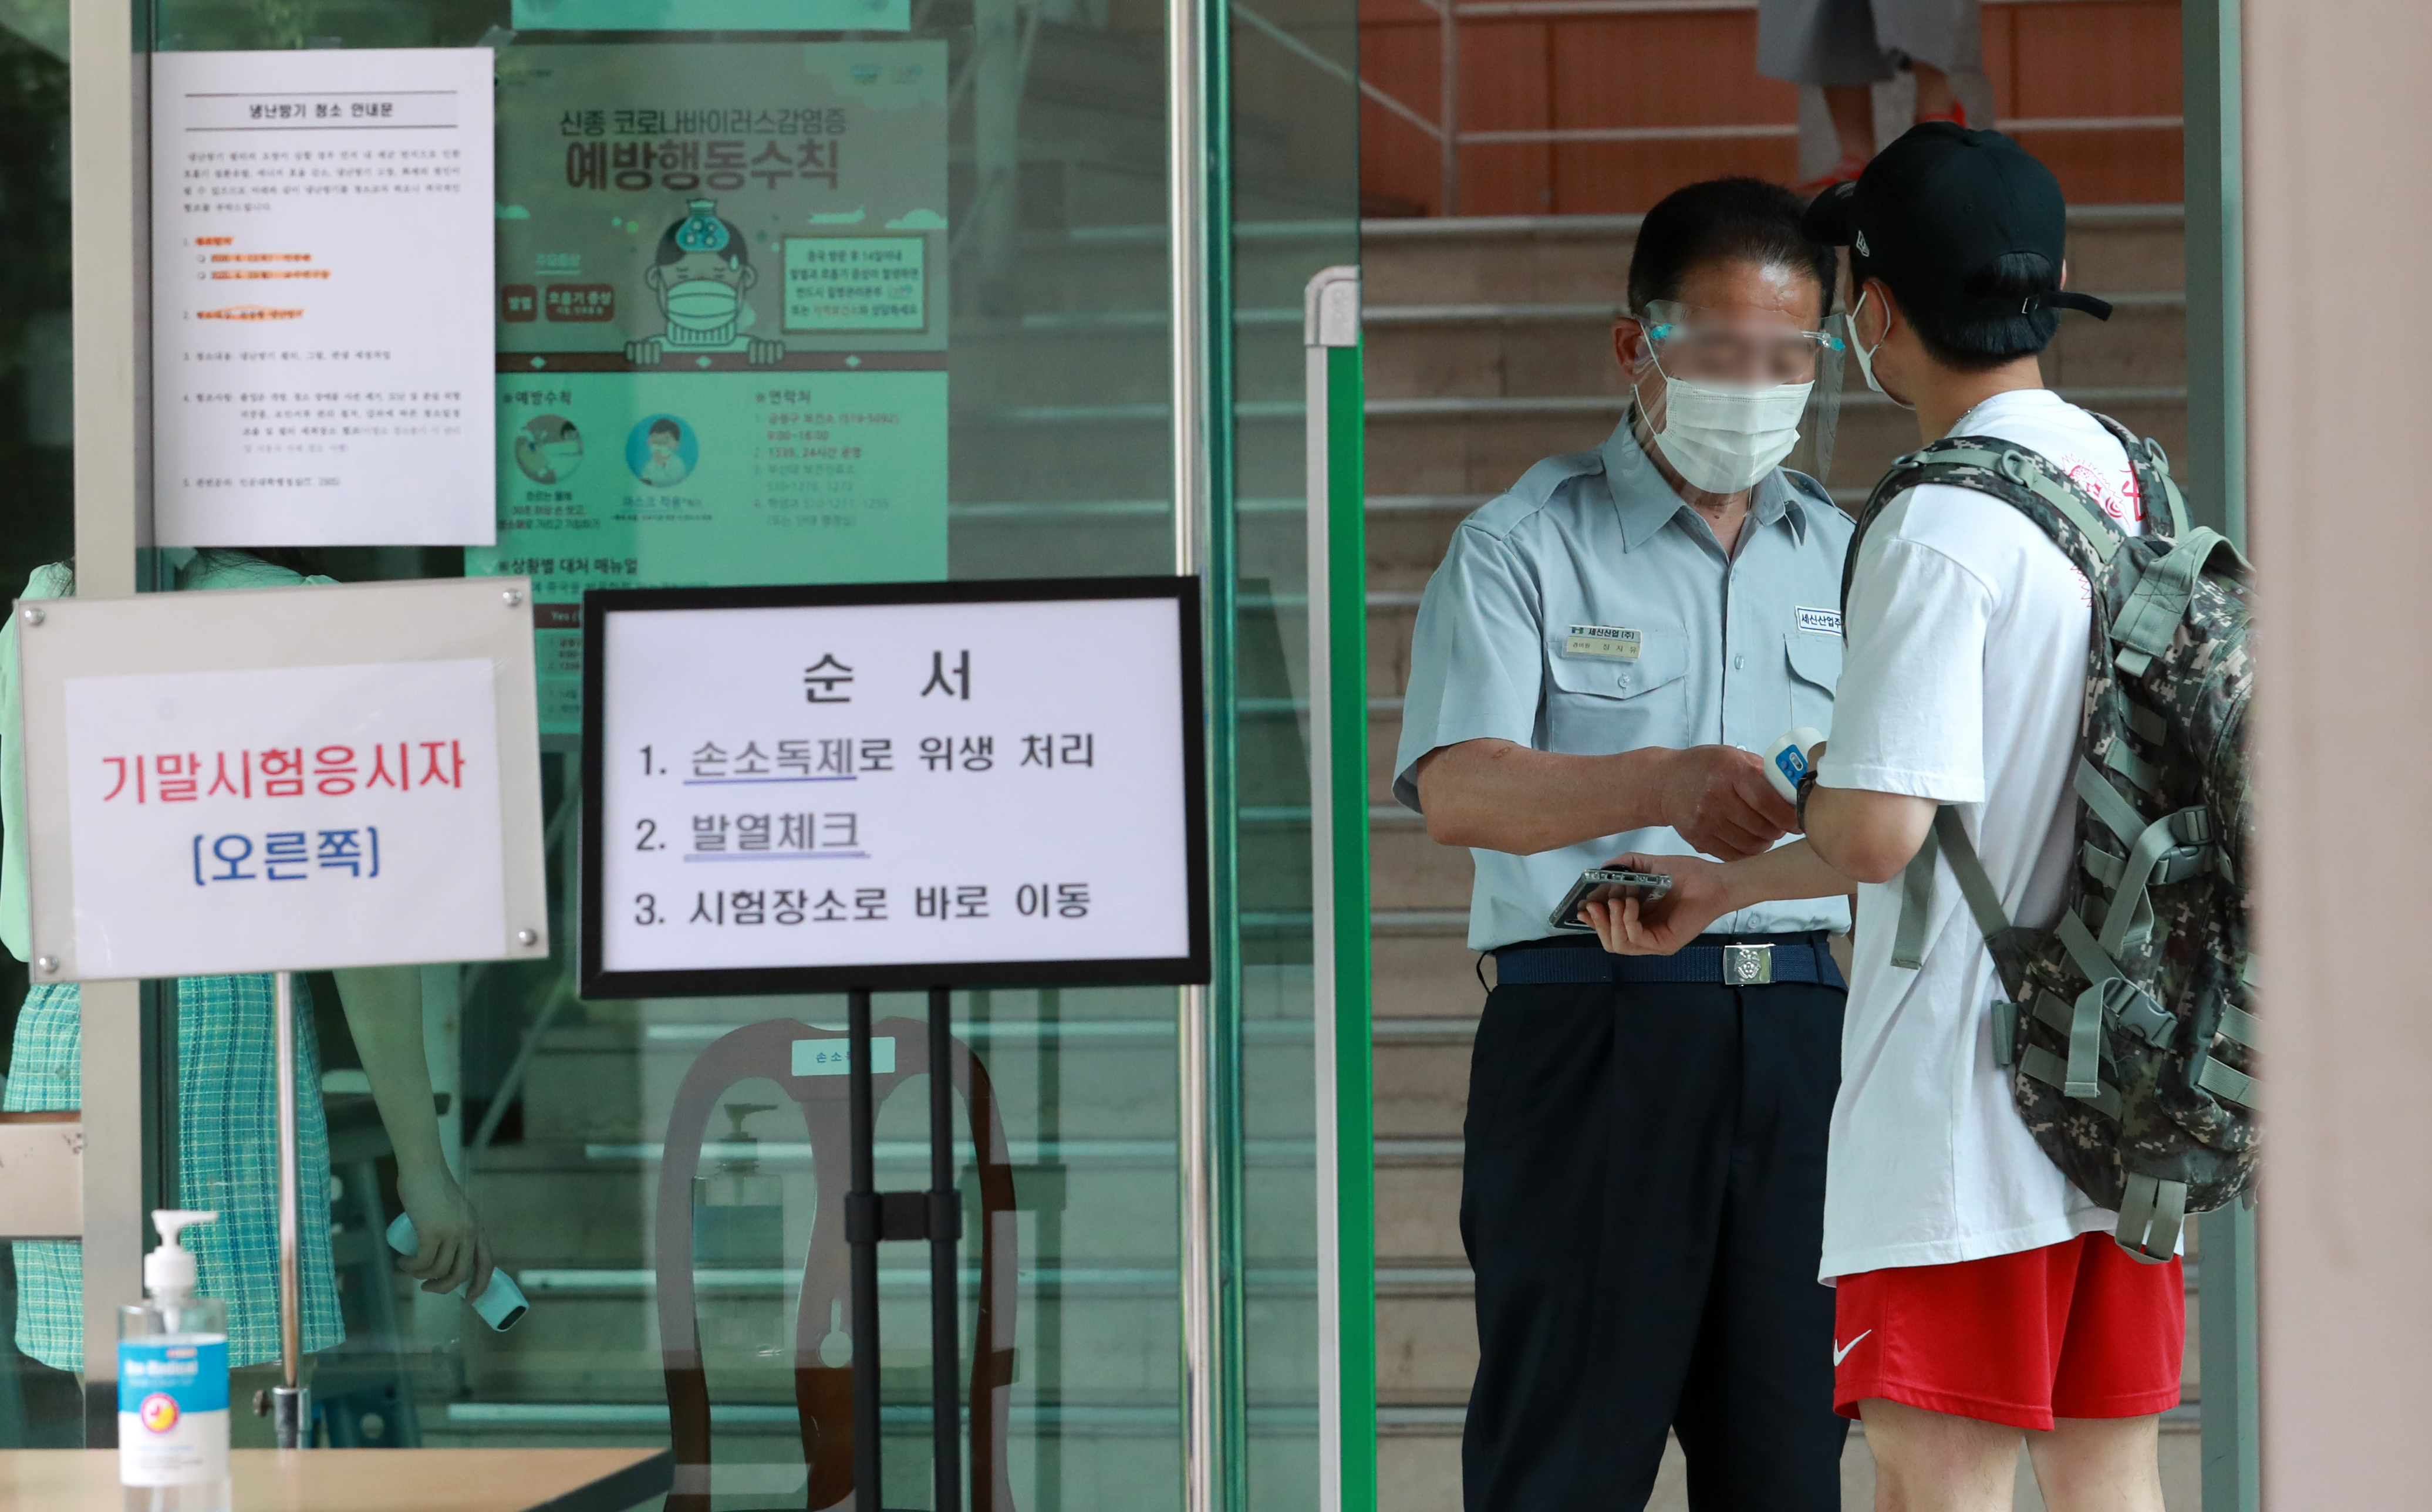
[4,976,344,1371]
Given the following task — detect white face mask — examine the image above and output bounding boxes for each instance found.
[1847,289,1912,411]
[1650,372,1812,494]
[665,278,740,336]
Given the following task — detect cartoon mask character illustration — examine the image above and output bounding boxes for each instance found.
[625,199,785,367]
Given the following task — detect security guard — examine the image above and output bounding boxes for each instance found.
[1395,177,1856,1510]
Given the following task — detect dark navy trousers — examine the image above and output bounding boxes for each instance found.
[1460,968,1850,1511]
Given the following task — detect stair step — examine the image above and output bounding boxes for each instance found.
[1359,207,2187,299]
[1365,386,2188,419]
[1374,826,1478,913]
[1367,291,2187,325]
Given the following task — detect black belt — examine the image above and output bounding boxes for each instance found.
[1492,931,1845,989]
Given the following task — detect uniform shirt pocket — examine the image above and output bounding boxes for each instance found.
[1784,629,1842,732]
[1543,623,1691,754]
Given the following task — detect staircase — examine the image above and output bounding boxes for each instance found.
[1358,207,2202,1508]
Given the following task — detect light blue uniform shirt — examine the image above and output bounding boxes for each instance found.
[1395,419,1856,951]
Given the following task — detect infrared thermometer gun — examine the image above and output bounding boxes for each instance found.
[1763,727,1827,807]
[386,1214,529,1332]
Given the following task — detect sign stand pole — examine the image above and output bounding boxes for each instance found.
[925,984,964,1512]
[846,987,884,1508]
[843,984,967,1512]
[271,968,310,1449]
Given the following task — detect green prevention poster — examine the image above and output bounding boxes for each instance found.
[471,41,949,734]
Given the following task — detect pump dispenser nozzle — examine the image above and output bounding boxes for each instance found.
[145,1209,216,1297]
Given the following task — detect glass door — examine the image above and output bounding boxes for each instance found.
[52,0,1366,1507]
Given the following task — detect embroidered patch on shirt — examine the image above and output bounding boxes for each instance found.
[1563,625,1641,660]
[1796,607,1843,636]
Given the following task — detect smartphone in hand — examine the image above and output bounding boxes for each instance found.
[1549,868,1674,933]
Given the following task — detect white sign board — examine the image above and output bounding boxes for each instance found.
[17,580,551,981]
[583,580,1207,995]
[151,48,495,546]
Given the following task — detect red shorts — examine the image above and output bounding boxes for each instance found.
[1831,1231,2185,1430]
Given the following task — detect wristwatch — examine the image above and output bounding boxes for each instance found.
[1795,767,1820,831]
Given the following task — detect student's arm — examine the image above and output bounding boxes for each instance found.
[1415,739,1796,861]
[331,966,495,1302]
[1804,779,1937,883]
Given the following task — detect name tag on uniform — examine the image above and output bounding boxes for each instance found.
[1563,625,1641,660]
[1796,607,1843,636]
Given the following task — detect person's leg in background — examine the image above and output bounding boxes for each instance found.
[1908,62,1962,123]
[1759,0,1895,188]
[1821,83,1882,172]
[1875,0,1988,127]
[1770,0,1988,186]
[1670,977,1849,1509]
[1460,976,1740,1510]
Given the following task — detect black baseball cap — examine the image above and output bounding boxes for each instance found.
[1800,121,2111,325]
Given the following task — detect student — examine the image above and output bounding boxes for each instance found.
[1395,177,1855,1510]
[1584,124,2178,1511]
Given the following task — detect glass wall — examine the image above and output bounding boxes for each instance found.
[0,10,75,1451]
[1226,0,1358,1506]
[17,0,1360,1506]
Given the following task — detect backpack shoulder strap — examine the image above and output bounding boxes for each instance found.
[1891,805,2013,971]
[2086,410,2192,539]
[1840,435,2128,620]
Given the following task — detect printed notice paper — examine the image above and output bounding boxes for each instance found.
[151,49,495,546]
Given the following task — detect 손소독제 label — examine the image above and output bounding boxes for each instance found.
[119,1335,229,1488]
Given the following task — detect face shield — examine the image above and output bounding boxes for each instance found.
[1627,299,1847,498]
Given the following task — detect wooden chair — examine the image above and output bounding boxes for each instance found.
[656,1017,1019,1512]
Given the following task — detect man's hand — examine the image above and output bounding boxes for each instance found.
[1661,745,1799,860]
[1580,852,1736,954]
[395,1165,497,1302]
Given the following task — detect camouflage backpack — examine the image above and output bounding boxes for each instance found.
[1841,414,2256,1262]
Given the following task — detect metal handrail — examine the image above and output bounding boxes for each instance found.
[1355,0,2189,213]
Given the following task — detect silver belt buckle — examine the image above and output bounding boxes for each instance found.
[1722,943,1774,986]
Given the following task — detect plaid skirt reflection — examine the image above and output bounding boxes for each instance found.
[4,976,344,1371]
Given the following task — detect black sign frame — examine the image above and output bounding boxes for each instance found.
[579,575,1210,998]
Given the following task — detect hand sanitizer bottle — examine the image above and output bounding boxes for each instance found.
[120,1210,230,1512]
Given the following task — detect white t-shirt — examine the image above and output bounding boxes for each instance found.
[1814,389,2145,1281]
